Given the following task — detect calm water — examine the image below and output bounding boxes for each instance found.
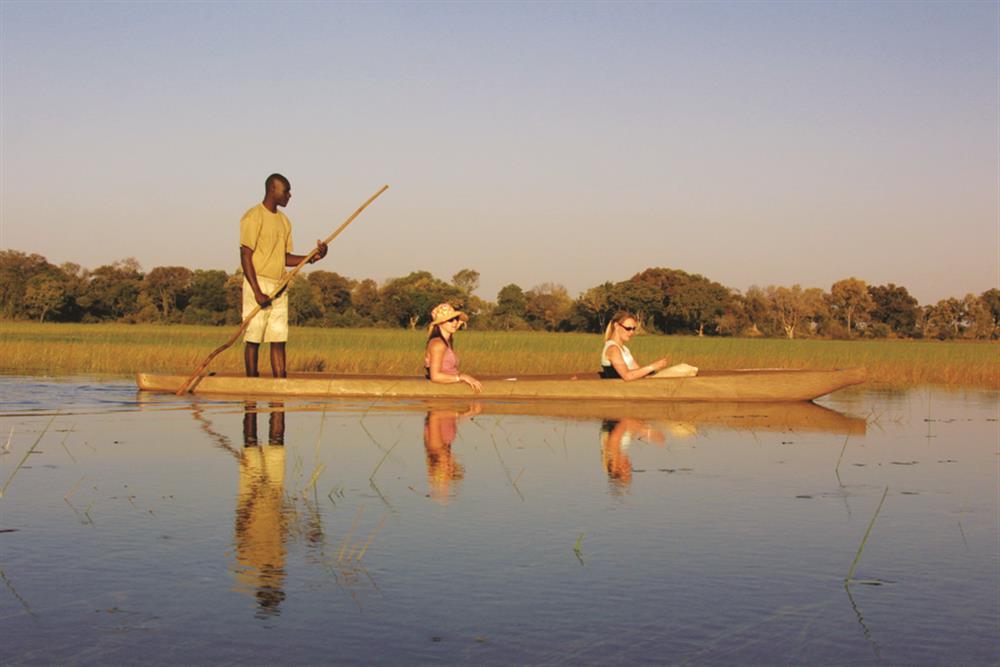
[0,376,996,666]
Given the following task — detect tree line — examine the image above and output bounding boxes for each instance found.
[2,249,997,340]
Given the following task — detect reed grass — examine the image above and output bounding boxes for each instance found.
[1,414,56,499]
[846,486,889,584]
[1,321,997,389]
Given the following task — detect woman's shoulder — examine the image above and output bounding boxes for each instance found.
[427,337,448,351]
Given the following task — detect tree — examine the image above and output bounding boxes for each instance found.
[288,276,321,325]
[77,259,144,321]
[188,270,230,313]
[524,283,574,331]
[183,269,231,324]
[604,280,664,332]
[924,298,964,339]
[868,283,919,336]
[24,275,70,322]
[766,285,825,339]
[379,271,462,328]
[143,266,193,320]
[352,279,380,321]
[451,269,480,297]
[665,275,731,336]
[828,278,875,337]
[307,271,354,316]
[493,284,528,330]
[0,250,55,319]
[574,282,616,333]
[979,288,1000,339]
[961,293,994,339]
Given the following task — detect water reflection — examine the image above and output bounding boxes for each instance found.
[422,403,480,503]
[232,401,289,618]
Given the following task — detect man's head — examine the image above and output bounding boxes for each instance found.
[264,173,291,208]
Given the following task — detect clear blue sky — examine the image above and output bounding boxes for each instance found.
[2,1,997,305]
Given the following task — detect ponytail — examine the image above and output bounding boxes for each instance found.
[604,311,636,341]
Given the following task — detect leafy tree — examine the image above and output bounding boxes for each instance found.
[605,280,663,331]
[24,274,70,322]
[224,272,245,325]
[765,285,826,339]
[288,276,322,325]
[868,283,919,336]
[574,282,616,332]
[494,283,528,330]
[188,270,230,313]
[379,271,462,328]
[451,269,480,297]
[143,266,193,320]
[923,298,964,339]
[180,269,231,325]
[307,271,354,316]
[979,288,1000,339]
[961,293,994,339]
[352,279,380,321]
[665,275,731,336]
[77,259,144,321]
[0,250,56,319]
[628,267,691,331]
[828,278,875,337]
[524,283,574,331]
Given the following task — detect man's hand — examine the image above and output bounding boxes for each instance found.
[312,240,329,263]
[254,291,272,308]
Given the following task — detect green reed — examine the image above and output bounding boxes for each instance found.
[1,321,997,388]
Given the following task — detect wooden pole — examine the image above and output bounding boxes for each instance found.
[175,185,389,395]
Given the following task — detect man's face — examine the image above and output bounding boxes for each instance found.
[271,180,291,207]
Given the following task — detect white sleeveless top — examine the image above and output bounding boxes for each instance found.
[601,340,638,370]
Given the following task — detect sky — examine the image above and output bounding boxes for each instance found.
[1,1,997,305]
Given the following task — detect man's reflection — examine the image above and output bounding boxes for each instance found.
[423,404,480,503]
[233,401,289,618]
[600,418,665,492]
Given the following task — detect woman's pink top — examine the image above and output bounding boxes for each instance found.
[426,344,460,377]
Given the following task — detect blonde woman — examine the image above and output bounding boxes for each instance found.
[425,303,483,393]
[600,311,670,380]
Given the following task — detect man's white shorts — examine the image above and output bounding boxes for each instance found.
[243,277,288,344]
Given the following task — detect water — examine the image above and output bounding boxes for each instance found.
[0,376,996,666]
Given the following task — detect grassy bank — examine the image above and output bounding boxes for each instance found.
[1,321,997,389]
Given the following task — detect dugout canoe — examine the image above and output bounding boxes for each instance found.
[136,367,866,402]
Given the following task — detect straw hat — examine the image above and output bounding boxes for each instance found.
[428,303,468,330]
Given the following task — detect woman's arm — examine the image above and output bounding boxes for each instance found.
[427,340,482,392]
[606,345,668,381]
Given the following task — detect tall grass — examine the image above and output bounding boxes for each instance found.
[1,321,997,388]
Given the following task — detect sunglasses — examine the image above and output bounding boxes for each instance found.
[618,323,637,331]
[446,316,462,323]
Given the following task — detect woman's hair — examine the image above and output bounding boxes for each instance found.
[603,311,637,341]
[427,325,454,348]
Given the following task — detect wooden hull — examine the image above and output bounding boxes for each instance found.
[137,368,866,402]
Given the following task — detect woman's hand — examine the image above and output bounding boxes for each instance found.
[651,358,669,372]
[460,373,483,393]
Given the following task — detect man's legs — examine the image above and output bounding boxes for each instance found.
[245,342,260,377]
[270,342,287,378]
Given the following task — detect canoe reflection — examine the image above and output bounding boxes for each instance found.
[422,404,481,503]
[233,401,288,618]
[408,399,865,436]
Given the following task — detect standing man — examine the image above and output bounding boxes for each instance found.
[240,173,327,377]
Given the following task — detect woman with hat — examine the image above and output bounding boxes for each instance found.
[425,303,483,393]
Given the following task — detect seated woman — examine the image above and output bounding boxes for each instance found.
[600,311,670,380]
[425,303,483,393]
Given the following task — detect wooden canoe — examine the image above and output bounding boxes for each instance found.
[136,367,865,402]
